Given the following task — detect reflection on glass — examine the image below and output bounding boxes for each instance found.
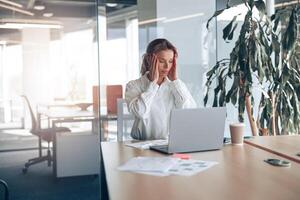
[0,0,99,152]
[98,2,138,142]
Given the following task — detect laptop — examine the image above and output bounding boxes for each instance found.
[150,107,226,154]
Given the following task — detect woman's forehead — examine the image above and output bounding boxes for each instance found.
[155,49,174,58]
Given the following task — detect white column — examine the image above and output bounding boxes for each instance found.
[22,28,51,128]
[126,18,139,82]
[266,0,275,16]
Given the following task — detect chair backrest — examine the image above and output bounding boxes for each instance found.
[0,179,9,200]
[21,95,38,132]
[106,85,123,115]
[92,85,99,114]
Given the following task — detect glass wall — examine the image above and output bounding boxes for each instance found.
[97,1,138,141]
[0,1,99,151]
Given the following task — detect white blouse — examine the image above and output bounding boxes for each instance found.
[125,73,196,140]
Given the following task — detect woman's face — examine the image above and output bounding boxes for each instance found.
[155,49,174,78]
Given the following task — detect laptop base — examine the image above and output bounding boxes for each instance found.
[149,145,172,154]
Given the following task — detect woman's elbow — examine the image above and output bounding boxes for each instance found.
[129,105,149,119]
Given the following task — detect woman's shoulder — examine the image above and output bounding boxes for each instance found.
[126,74,149,88]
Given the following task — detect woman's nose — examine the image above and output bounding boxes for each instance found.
[163,62,170,69]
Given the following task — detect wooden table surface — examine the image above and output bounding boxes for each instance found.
[101,142,300,200]
[244,135,300,163]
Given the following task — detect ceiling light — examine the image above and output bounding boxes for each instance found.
[0,0,22,8]
[275,0,299,8]
[138,17,166,25]
[0,3,34,16]
[33,1,45,10]
[43,13,53,17]
[0,23,62,29]
[106,3,118,7]
[0,19,63,29]
[163,13,204,23]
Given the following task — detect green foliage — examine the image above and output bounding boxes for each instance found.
[205,0,300,135]
[205,0,275,122]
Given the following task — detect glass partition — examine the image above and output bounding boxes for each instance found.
[0,0,100,151]
[97,1,138,142]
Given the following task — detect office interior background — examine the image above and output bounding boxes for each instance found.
[0,0,298,199]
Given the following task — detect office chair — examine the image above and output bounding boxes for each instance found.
[0,179,9,200]
[21,95,71,174]
[101,85,123,139]
[106,85,123,115]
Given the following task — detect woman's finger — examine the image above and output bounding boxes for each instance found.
[154,56,159,80]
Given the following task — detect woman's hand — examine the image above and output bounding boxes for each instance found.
[168,56,177,81]
[148,54,159,83]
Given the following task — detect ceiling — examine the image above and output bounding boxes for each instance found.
[0,0,296,44]
[0,0,137,43]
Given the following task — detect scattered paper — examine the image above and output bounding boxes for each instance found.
[167,159,218,176]
[118,156,178,173]
[118,156,218,176]
[125,140,168,150]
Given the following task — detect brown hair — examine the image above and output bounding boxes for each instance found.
[140,38,178,75]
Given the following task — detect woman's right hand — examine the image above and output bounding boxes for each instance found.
[148,54,159,83]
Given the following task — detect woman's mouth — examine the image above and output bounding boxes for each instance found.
[161,71,169,75]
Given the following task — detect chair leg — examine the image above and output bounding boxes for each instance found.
[0,179,9,200]
[47,149,51,167]
[22,143,53,174]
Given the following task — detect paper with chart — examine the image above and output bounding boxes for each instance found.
[118,156,218,176]
[167,159,218,176]
[125,140,168,150]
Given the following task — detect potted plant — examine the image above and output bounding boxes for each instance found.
[204,0,300,136]
[258,3,300,135]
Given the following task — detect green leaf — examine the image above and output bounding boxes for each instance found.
[204,93,209,106]
[254,0,266,17]
[281,63,291,84]
[223,15,238,40]
[273,15,280,32]
[213,90,218,107]
[282,10,296,51]
[248,0,255,9]
[207,8,226,29]
[228,23,238,40]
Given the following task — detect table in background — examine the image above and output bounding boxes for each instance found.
[244,135,300,163]
[37,108,100,178]
[101,142,300,200]
[37,109,98,133]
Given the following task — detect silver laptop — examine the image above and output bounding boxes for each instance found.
[150,107,226,154]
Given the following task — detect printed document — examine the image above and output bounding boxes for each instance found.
[118,156,218,176]
[125,140,168,150]
[118,156,178,173]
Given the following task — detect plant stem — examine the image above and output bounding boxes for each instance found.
[270,92,277,136]
[245,95,258,136]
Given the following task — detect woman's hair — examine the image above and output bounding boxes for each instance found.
[140,38,178,75]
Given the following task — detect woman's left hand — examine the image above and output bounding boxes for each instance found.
[168,56,177,81]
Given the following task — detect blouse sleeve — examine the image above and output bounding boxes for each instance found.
[169,79,197,108]
[125,80,159,119]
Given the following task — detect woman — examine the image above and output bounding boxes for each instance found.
[125,38,196,140]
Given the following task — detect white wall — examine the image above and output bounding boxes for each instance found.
[138,0,217,106]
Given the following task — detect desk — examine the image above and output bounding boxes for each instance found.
[54,132,100,178]
[101,142,300,200]
[37,109,98,133]
[37,109,100,178]
[244,135,300,163]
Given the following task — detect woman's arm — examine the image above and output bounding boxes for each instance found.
[170,80,197,108]
[125,80,158,119]
[168,56,196,108]
[125,54,160,119]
